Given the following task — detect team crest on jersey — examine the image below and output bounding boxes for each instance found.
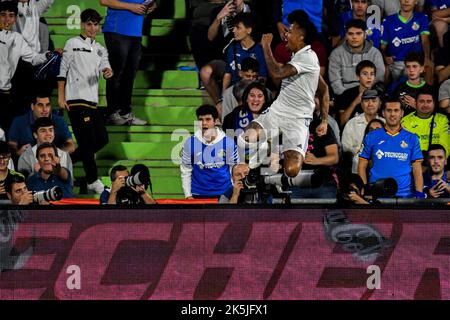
[218,149,226,158]
[429,122,437,128]
[97,50,103,57]
[400,141,408,148]
[412,22,419,31]
[366,28,373,36]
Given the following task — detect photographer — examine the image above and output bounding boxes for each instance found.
[337,173,370,205]
[100,164,156,205]
[5,174,48,205]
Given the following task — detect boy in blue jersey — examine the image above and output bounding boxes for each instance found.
[380,0,431,82]
[358,99,425,198]
[429,0,450,47]
[181,104,239,199]
[100,0,157,126]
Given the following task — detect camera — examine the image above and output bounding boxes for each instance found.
[364,178,398,198]
[125,170,150,188]
[32,186,63,203]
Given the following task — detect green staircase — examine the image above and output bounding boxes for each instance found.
[44,0,212,199]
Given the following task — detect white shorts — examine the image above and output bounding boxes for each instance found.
[253,110,311,158]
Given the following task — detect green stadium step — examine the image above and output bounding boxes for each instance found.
[96,141,182,160]
[48,19,187,37]
[51,90,211,108]
[105,131,192,143]
[44,0,186,19]
[74,166,180,178]
[132,70,199,89]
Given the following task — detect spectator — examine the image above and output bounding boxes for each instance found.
[429,0,450,48]
[222,13,267,95]
[57,8,111,194]
[8,93,74,158]
[221,56,260,121]
[200,0,251,107]
[4,174,34,205]
[15,0,54,53]
[17,117,73,179]
[438,78,450,114]
[181,104,239,199]
[338,0,382,48]
[393,51,433,114]
[401,91,450,156]
[434,30,450,84]
[423,144,450,198]
[335,60,380,127]
[372,0,424,17]
[188,0,230,72]
[0,127,4,141]
[101,0,157,126]
[0,141,23,200]
[328,19,385,96]
[290,101,340,199]
[380,0,431,82]
[219,162,251,203]
[358,99,424,198]
[342,89,384,173]
[221,78,253,122]
[0,0,49,131]
[223,81,270,132]
[26,142,73,199]
[100,164,156,204]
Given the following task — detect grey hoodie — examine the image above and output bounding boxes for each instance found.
[328,40,385,96]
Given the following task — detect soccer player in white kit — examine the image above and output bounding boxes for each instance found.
[238,10,324,178]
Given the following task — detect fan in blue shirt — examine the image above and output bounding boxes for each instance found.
[180,105,239,198]
[358,100,424,198]
[380,10,430,63]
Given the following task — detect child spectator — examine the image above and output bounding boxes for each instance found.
[335,60,380,127]
[380,0,431,82]
[222,12,267,93]
[393,51,433,114]
[57,9,112,194]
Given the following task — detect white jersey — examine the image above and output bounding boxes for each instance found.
[14,0,54,53]
[58,35,111,106]
[269,45,320,120]
[0,29,47,91]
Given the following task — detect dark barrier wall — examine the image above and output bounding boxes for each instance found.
[0,207,449,300]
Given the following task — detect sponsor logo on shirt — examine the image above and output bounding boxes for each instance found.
[394,27,402,32]
[392,35,420,47]
[378,140,385,145]
[376,149,409,161]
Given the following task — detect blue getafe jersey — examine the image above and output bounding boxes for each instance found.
[339,11,381,48]
[428,0,450,9]
[225,42,268,85]
[282,0,323,33]
[182,135,239,196]
[381,12,430,62]
[359,127,423,198]
[102,0,145,37]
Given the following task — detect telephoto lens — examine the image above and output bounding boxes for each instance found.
[125,171,150,188]
[32,186,63,203]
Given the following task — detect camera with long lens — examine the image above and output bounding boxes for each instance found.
[364,178,398,198]
[32,186,63,203]
[125,170,150,188]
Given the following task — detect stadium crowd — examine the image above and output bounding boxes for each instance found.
[0,0,449,204]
